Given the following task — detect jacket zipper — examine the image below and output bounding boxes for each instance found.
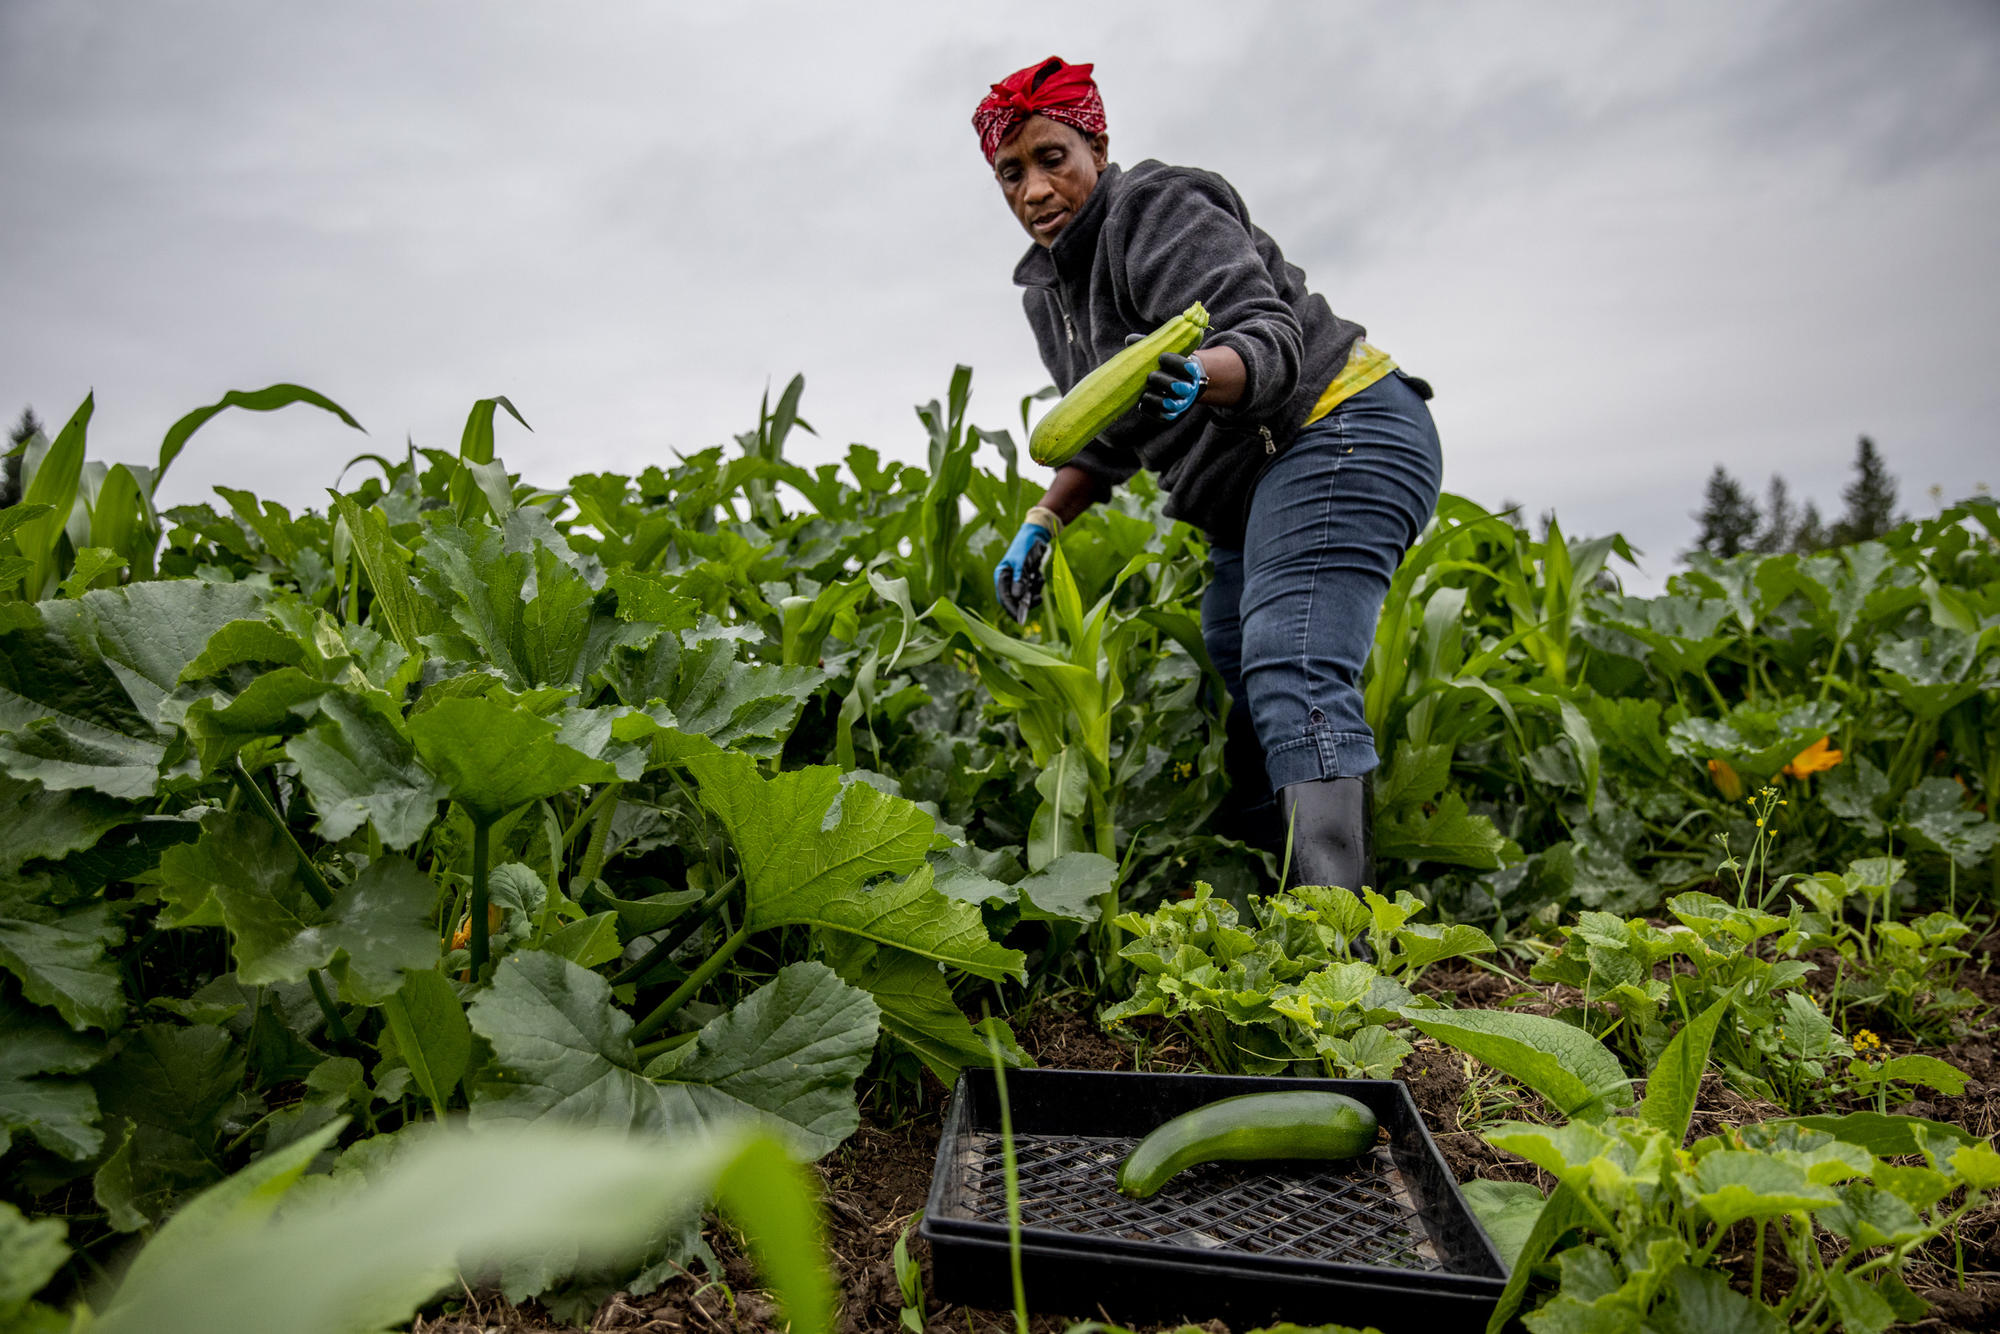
[1054,285,1076,345]
[1260,426,1276,456]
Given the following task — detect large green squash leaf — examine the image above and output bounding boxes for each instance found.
[285,692,447,850]
[1376,791,1520,869]
[0,588,216,797]
[0,1001,104,1161]
[1692,1151,1839,1228]
[469,953,877,1160]
[687,753,1022,981]
[156,814,437,1001]
[92,1023,244,1195]
[177,669,335,773]
[0,775,133,874]
[408,695,616,824]
[1458,1179,1542,1271]
[607,629,823,757]
[0,899,124,1031]
[419,521,578,688]
[0,715,166,799]
[57,581,269,723]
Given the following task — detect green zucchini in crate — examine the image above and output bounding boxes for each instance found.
[1117,1088,1380,1198]
[1029,302,1210,466]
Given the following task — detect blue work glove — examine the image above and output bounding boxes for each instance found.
[994,517,1052,624]
[1140,352,1207,422]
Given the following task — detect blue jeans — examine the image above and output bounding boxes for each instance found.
[1202,370,1443,793]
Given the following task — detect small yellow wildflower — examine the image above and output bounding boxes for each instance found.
[1172,760,1195,782]
[1851,1029,1884,1056]
[1783,736,1843,779]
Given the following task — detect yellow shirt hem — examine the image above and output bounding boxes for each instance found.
[1303,340,1396,426]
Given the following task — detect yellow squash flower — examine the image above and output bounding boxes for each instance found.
[1707,758,1745,801]
[1782,736,1843,779]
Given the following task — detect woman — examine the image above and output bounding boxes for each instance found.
[980,57,1442,894]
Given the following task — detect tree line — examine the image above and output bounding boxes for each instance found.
[1685,434,1909,560]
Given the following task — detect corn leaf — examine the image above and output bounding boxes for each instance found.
[157,384,363,485]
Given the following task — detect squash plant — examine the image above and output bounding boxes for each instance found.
[1482,1111,1997,1334]
[1101,882,1494,1077]
[1449,989,1999,1333]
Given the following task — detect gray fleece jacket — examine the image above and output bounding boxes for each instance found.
[1014,160,1366,547]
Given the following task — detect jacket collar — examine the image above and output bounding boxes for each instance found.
[1011,163,1121,289]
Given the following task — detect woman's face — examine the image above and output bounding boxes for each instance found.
[993,115,1110,247]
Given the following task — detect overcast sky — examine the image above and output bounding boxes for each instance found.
[4,1,1996,586]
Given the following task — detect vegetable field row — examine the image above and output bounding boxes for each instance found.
[1,373,1995,1331]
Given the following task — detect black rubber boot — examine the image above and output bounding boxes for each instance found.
[1278,774,1376,957]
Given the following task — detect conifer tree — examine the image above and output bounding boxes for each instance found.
[0,406,37,509]
[1830,435,1901,544]
[1791,500,1829,554]
[1754,474,1796,554]
[8,406,41,446]
[1687,465,1760,559]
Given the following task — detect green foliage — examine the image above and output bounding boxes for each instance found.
[0,371,1096,1306]
[1,369,1993,1327]
[1406,1007,1628,1123]
[1799,857,1984,1041]
[1102,882,1493,1078]
[1482,1113,1991,1334]
[0,1119,832,1334]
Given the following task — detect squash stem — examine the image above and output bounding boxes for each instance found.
[307,969,353,1046]
[574,782,623,886]
[632,1029,701,1063]
[630,923,751,1042]
[609,875,742,987]
[231,760,334,910]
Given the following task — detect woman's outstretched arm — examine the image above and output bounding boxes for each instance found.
[1035,463,1109,526]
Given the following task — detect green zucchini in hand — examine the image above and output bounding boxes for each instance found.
[1029,302,1209,466]
[1116,1090,1379,1199]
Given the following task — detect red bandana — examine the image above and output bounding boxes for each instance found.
[972,56,1106,166]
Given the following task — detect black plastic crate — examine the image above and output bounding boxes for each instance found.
[920,1069,1508,1328]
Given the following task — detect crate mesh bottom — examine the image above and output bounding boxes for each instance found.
[956,1133,1444,1271]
